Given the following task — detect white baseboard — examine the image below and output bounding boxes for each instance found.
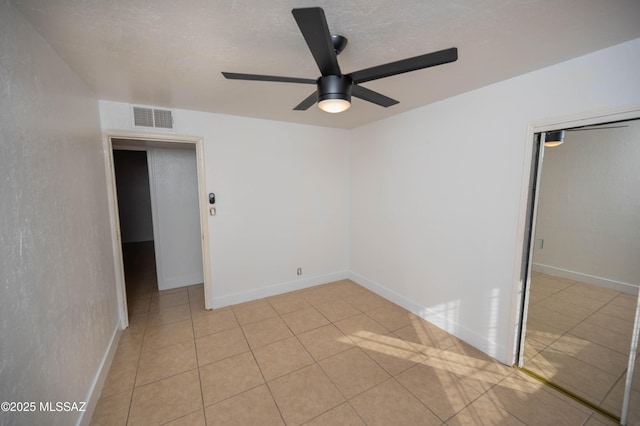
[348,271,508,364]
[211,271,350,308]
[77,323,121,426]
[532,263,639,295]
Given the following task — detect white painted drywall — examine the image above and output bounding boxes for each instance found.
[532,121,640,290]
[99,104,351,305]
[349,38,640,363]
[147,147,204,290]
[113,150,154,243]
[0,2,119,425]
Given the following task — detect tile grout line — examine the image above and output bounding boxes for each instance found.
[186,288,207,424]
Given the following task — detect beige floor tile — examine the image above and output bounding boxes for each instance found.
[135,340,197,387]
[142,319,194,353]
[608,292,638,309]
[100,351,139,397]
[114,338,143,362]
[319,347,390,398]
[146,303,192,328]
[530,274,575,291]
[191,307,239,338]
[527,304,583,333]
[523,319,563,347]
[447,394,526,426]
[570,321,632,355]
[334,313,389,345]
[103,247,638,426]
[584,310,635,336]
[163,409,206,426]
[599,374,637,419]
[356,331,427,376]
[297,324,355,361]
[583,413,620,426]
[204,384,284,426]
[119,315,147,346]
[267,292,310,315]
[128,297,151,316]
[253,336,315,381]
[195,327,249,367]
[281,306,330,335]
[302,286,340,306]
[324,280,369,299]
[128,369,202,426]
[564,282,619,303]
[187,285,205,303]
[547,333,629,377]
[350,379,441,426]
[242,317,293,349]
[487,373,592,426]
[157,287,189,296]
[365,303,417,331]
[536,296,598,320]
[523,336,547,362]
[425,343,513,393]
[552,291,611,312]
[394,319,459,356]
[303,402,365,425]
[315,299,361,322]
[396,363,482,421]
[149,291,189,312]
[344,292,389,312]
[199,352,265,406]
[233,299,278,325]
[268,364,344,425]
[90,389,131,426]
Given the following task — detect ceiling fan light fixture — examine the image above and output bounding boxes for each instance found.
[317,75,352,113]
[544,130,565,147]
[318,98,351,113]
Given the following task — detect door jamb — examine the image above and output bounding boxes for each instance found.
[102,130,212,329]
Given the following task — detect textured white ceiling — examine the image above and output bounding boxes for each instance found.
[12,0,640,129]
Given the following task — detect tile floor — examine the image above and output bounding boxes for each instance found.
[524,272,639,423]
[90,245,620,425]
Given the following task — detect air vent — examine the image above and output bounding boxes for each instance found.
[132,106,174,129]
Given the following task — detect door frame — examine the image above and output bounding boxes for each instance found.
[103,130,212,328]
[508,104,640,366]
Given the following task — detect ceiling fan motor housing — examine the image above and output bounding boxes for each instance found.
[317,75,352,102]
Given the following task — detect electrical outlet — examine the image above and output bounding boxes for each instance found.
[297,267,302,276]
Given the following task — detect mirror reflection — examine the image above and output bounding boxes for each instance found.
[522,119,640,421]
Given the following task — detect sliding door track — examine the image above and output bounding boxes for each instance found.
[515,366,620,424]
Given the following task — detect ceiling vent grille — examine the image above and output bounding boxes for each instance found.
[132,106,174,129]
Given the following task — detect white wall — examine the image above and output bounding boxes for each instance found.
[100,103,351,306]
[148,147,204,290]
[113,150,154,243]
[533,121,640,291]
[349,38,640,363]
[0,1,119,425]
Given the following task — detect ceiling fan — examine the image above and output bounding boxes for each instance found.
[222,7,458,113]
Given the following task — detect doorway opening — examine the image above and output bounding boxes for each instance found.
[514,107,640,424]
[112,149,158,313]
[103,132,212,330]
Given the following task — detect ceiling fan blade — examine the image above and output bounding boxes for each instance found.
[292,7,341,76]
[293,91,318,110]
[222,72,316,84]
[349,47,458,84]
[352,84,398,108]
